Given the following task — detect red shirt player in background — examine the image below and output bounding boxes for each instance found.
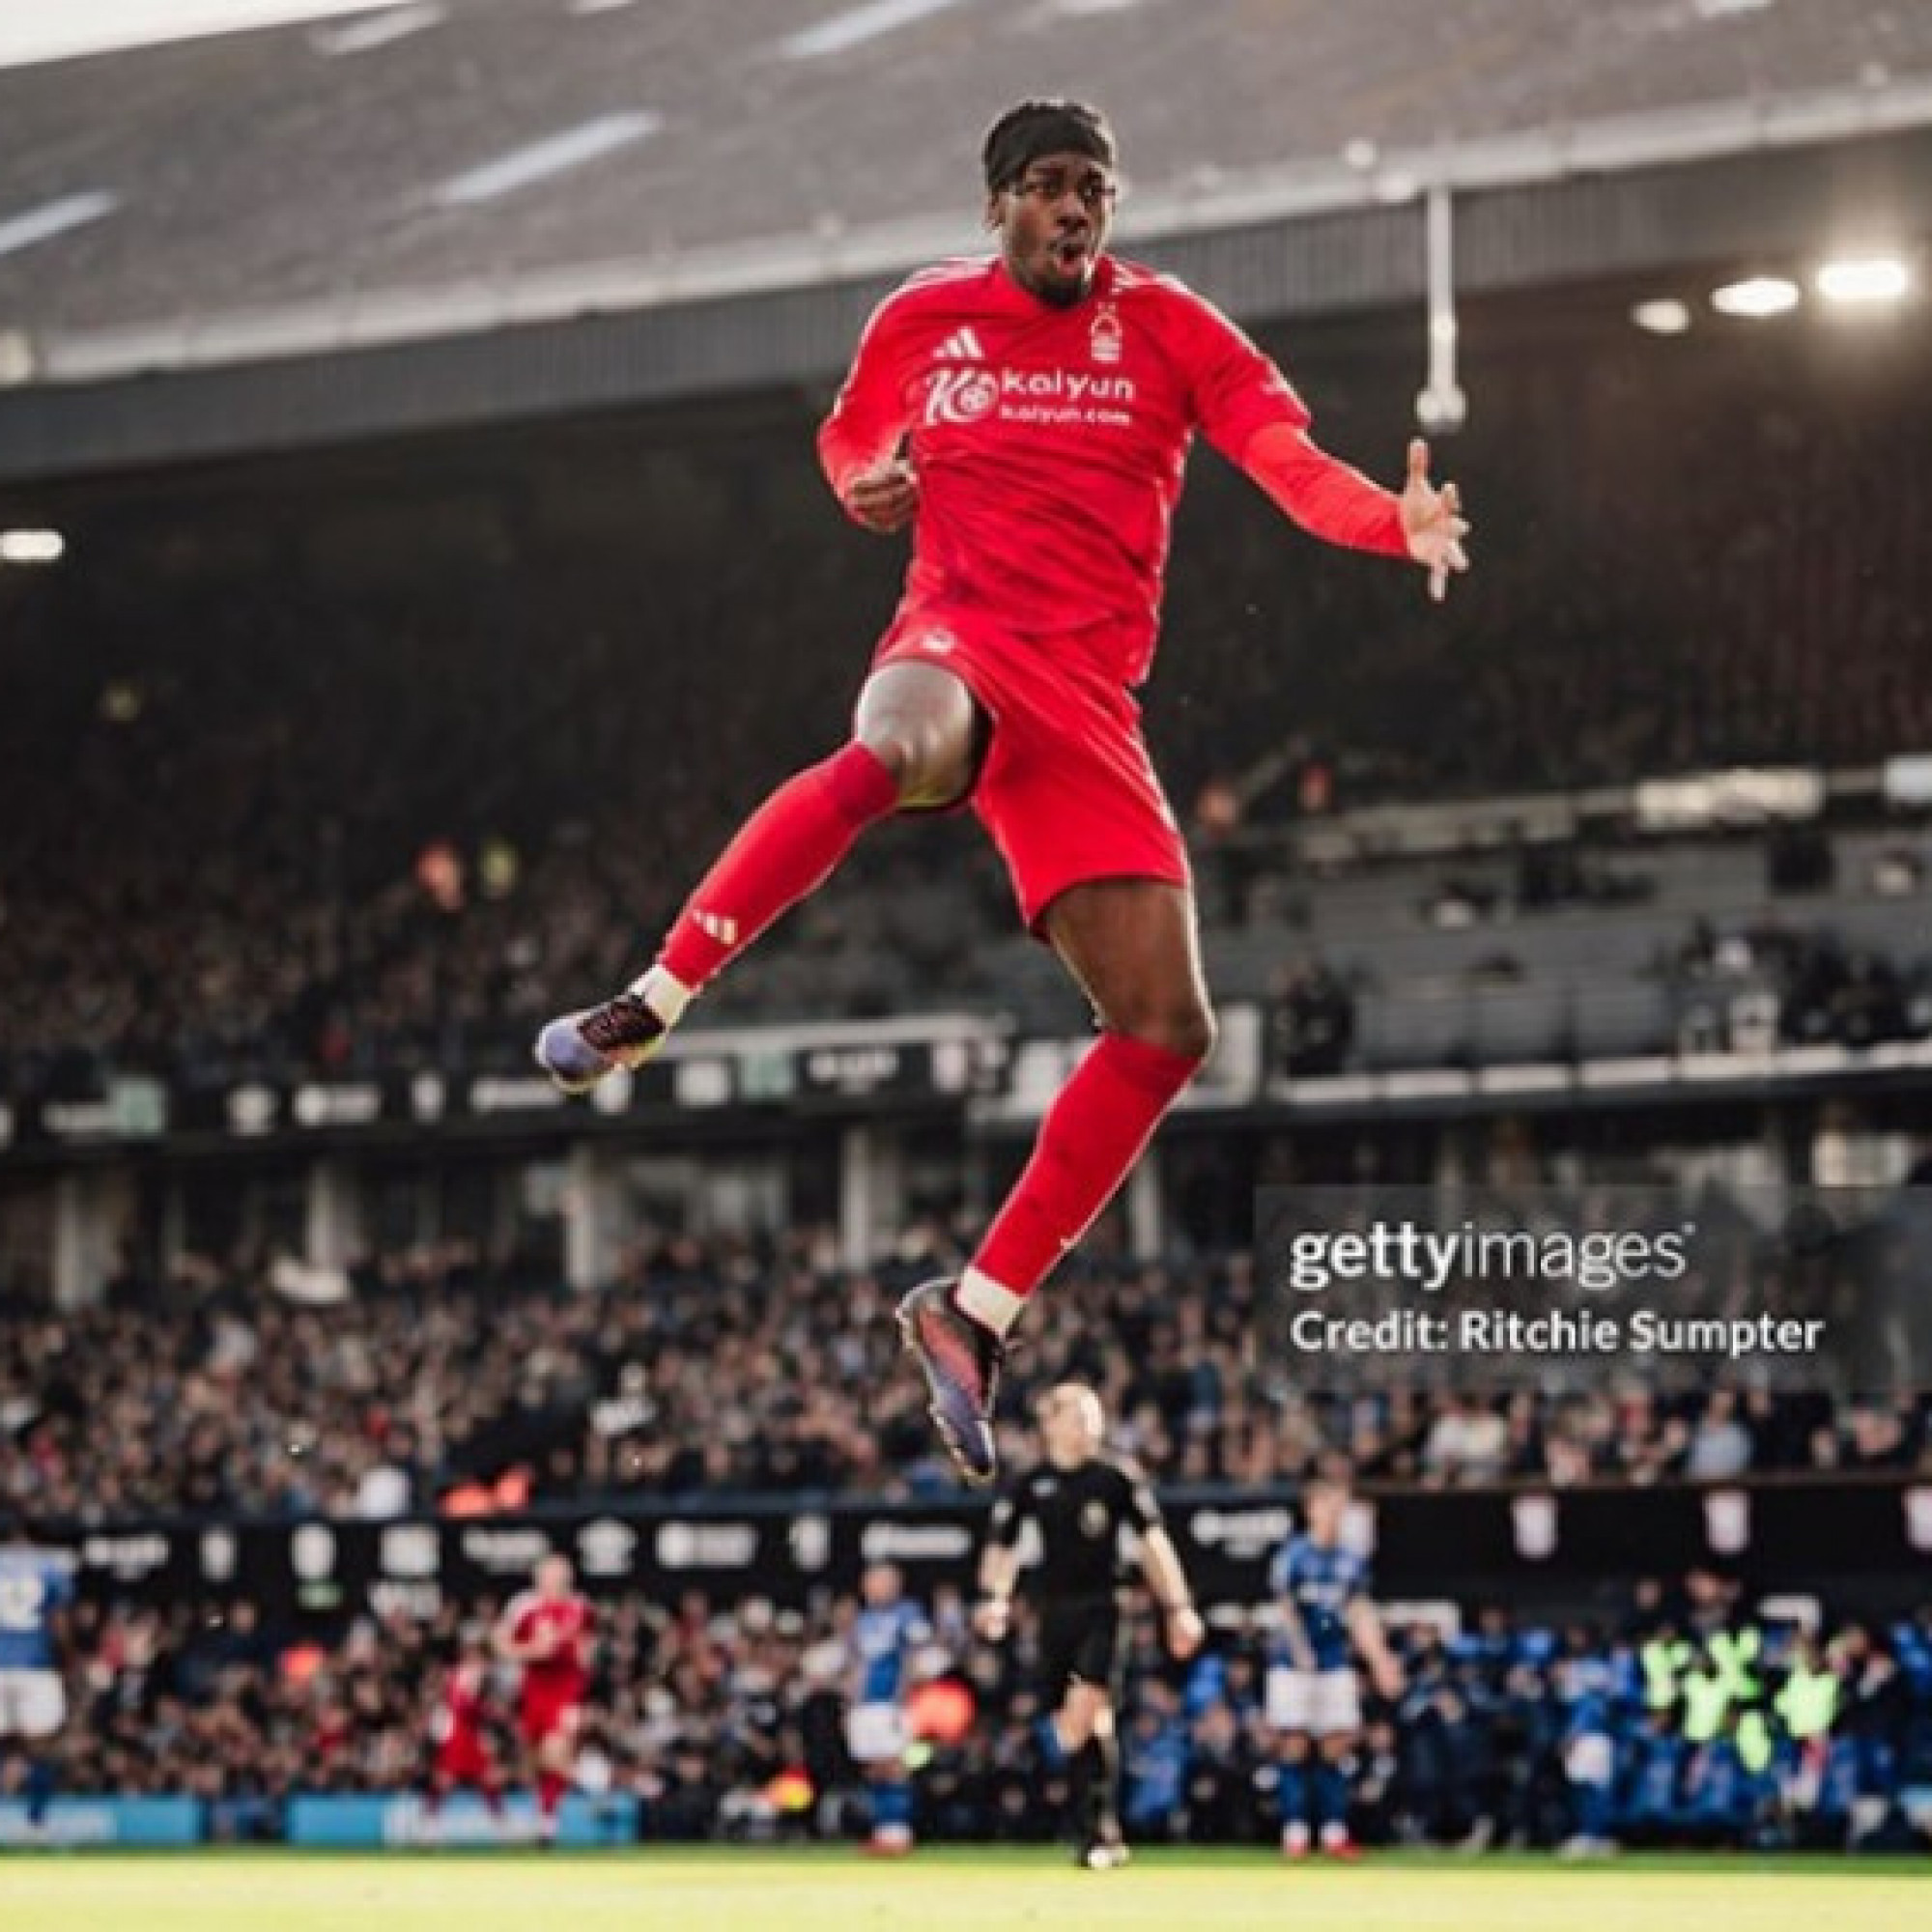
[538,99,1471,1485]
[496,1554,592,1843]
[426,1642,505,1823]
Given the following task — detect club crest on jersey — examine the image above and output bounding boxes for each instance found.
[1089,303,1123,365]
[925,366,1000,425]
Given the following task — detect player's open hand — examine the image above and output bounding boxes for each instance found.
[844,457,920,534]
[1399,438,1471,603]
[1166,1605,1207,1660]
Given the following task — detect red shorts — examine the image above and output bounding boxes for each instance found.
[435,1731,497,1787]
[873,599,1189,932]
[518,1687,583,1749]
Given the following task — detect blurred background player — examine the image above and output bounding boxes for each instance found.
[496,1554,591,1846]
[424,1641,506,1833]
[977,1383,1205,1868]
[0,1516,71,1844]
[535,98,1470,1487]
[1268,1469,1403,1860]
[1556,1649,1622,1857]
[846,1562,930,1854]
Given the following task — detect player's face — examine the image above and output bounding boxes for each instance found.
[1306,1484,1348,1541]
[990,151,1116,306]
[1041,1388,1103,1462]
[536,1556,572,1599]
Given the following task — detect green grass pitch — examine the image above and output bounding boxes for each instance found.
[4,1849,1929,1932]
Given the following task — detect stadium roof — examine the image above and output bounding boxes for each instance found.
[2,0,1930,380]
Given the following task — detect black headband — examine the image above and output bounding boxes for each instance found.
[982,99,1116,192]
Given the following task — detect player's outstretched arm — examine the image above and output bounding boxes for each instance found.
[1239,422,1471,601]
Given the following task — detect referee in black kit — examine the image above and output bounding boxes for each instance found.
[975,1383,1205,1868]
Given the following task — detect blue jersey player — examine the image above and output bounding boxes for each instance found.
[1266,1471,1402,1859]
[0,1521,72,1837]
[847,1563,930,1854]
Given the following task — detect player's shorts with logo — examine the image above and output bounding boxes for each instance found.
[1037,1596,1125,1701]
[873,599,1189,931]
[845,1700,912,1764]
[518,1683,583,1748]
[1266,1665,1361,1736]
[0,1668,65,1739]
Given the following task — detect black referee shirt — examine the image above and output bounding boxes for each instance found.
[984,1454,1164,1601]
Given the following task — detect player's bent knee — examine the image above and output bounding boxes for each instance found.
[1115,1001,1216,1065]
[855,722,969,809]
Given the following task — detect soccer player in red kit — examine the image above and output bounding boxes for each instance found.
[538,99,1471,1485]
[426,1644,505,1821]
[496,1554,592,1843]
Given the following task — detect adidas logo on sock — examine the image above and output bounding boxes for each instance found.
[693,907,739,946]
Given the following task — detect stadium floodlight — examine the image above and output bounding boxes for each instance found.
[0,526,63,563]
[1413,185,1467,433]
[1711,275,1801,319]
[1815,255,1911,305]
[1632,298,1692,335]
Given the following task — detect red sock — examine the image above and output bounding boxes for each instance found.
[659,743,899,989]
[972,1032,1202,1296]
[537,1770,568,1823]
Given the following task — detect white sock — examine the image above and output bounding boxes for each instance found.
[628,963,694,1029]
[954,1265,1026,1337]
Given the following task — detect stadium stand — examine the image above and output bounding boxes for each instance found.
[4,0,1932,1873]
[2,1,1928,342]
[2,1237,1923,1521]
[28,1570,1932,1851]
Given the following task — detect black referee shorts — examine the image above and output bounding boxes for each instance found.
[1037,1595,1124,1705]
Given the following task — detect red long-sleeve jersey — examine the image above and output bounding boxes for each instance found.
[818,252,1407,688]
[501,1590,591,1703]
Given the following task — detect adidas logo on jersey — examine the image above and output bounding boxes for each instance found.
[931,327,986,363]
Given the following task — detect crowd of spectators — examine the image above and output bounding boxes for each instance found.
[2,305,1928,1088]
[1668,914,1927,1056]
[10,1571,1930,1852]
[4,1237,1926,1525]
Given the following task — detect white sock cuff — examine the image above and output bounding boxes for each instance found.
[955,1265,1026,1337]
[630,963,694,1027]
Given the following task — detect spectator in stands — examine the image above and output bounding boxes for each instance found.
[1269,957,1356,1078]
[1420,1398,1510,1488]
[1683,1391,1753,1483]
